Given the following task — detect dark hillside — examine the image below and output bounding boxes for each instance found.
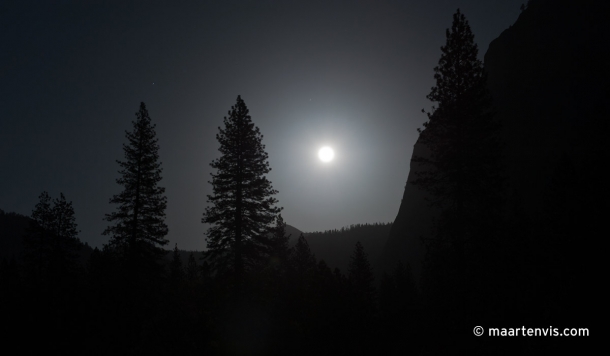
[306,222,392,273]
[0,209,29,261]
[0,209,93,264]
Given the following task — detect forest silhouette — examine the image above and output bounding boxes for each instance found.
[0,1,599,354]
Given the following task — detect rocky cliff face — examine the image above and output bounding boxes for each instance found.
[485,0,608,211]
[377,0,608,279]
[375,137,432,279]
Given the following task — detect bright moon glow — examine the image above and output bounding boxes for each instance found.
[318,146,335,162]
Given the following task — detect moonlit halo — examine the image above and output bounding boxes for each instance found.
[318,146,335,162]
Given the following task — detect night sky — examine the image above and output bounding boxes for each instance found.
[1,0,523,250]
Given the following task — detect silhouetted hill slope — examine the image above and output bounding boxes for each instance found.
[378,0,609,279]
[0,209,29,260]
[305,223,392,273]
[184,222,390,274]
[0,209,94,264]
[285,224,303,247]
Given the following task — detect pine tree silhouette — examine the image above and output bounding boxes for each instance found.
[23,191,54,279]
[413,11,505,354]
[186,252,199,282]
[170,243,184,284]
[414,8,503,261]
[348,241,375,309]
[21,192,83,348]
[290,233,317,277]
[265,214,291,322]
[48,193,81,278]
[24,192,81,280]
[103,102,168,272]
[268,214,291,270]
[202,95,281,287]
[347,241,376,354]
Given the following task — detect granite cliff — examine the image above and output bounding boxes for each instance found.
[377,0,608,280]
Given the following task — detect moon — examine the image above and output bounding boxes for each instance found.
[318,146,335,162]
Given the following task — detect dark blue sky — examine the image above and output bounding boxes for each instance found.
[1,0,524,250]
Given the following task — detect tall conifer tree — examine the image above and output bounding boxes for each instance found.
[269,214,291,269]
[348,241,375,309]
[203,95,281,283]
[413,12,505,352]
[103,102,168,267]
[414,9,503,259]
[49,193,80,273]
[186,252,199,282]
[24,192,54,277]
[170,243,184,283]
[347,241,376,354]
[290,233,316,277]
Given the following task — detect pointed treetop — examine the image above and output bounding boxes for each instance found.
[426,8,483,109]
